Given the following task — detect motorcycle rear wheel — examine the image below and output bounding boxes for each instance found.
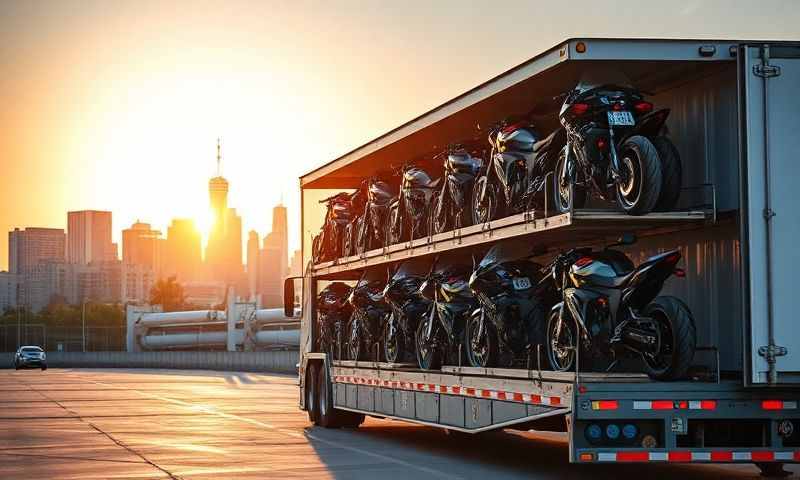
[641,296,696,380]
[465,310,498,368]
[615,135,662,215]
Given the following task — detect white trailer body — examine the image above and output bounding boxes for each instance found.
[289,38,800,471]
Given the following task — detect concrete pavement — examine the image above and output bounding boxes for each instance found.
[0,369,795,479]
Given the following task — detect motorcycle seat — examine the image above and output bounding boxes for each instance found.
[532,129,565,154]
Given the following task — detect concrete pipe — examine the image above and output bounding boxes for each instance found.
[137,310,226,328]
[253,329,300,347]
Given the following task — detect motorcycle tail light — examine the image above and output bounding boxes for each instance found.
[673,268,686,278]
[665,251,681,264]
[611,102,624,111]
[575,256,593,267]
[595,137,608,150]
[570,103,590,116]
[634,101,653,114]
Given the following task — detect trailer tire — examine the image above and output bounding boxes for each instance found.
[651,136,682,212]
[642,296,696,380]
[316,362,362,429]
[306,362,320,425]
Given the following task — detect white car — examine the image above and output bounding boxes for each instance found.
[14,346,47,370]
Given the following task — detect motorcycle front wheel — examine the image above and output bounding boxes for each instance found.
[383,313,407,364]
[432,189,451,234]
[615,135,662,215]
[346,315,363,361]
[553,147,586,214]
[545,308,577,372]
[415,311,441,370]
[471,175,500,225]
[641,296,696,380]
[465,310,498,368]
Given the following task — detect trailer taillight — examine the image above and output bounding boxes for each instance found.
[762,400,798,410]
[591,400,619,410]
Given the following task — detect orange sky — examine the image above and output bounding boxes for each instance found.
[1,0,798,270]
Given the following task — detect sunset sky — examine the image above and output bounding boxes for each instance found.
[1,0,798,270]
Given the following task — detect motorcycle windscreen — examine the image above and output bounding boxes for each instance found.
[574,66,635,94]
[433,251,472,277]
[391,258,431,282]
[477,239,538,270]
[739,43,800,385]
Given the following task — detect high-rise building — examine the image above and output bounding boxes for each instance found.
[67,210,116,264]
[258,204,289,307]
[121,263,155,304]
[0,271,18,312]
[163,218,202,282]
[289,248,303,277]
[8,227,66,274]
[247,230,260,299]
[122,221,162,275]
[204,140,244,287]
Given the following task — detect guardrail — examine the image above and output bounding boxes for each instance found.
[0,351,299,374]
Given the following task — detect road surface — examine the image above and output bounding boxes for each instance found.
[0,369,795,479]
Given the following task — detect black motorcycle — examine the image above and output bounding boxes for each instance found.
[472,120,539,224]
[415,253,478,370]
[356,175,397,253]
[316,282,353,360]
[431,144,482,235]
[555,69,681,215]
[381,258,432,363]
[466,240,556,368]
[346,268,390,361]
[545,234,696,380]
[342,184,367,258]
[313,192,359,263]
[389,164,440,245]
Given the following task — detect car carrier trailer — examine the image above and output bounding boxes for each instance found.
[285,38,800,476]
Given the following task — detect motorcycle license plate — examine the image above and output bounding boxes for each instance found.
[607,111,635,126]
[512,277,532,290]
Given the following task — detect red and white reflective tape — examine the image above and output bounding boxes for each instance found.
[589,450,800,463]
[332,375,562,407]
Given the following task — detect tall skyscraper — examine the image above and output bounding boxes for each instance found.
[246,230,260,299]
[8,227,66,274]
[67,210,116,264]
[122,221,162,275]
[204,139,244,287]
[258,204,289,307]
[163,218,202,282]
[0,271,17,312]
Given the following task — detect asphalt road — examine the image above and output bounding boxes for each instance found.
[0,369,796,479]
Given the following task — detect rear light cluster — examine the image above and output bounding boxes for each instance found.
[762,400,798,410]
[633,101,653,114]
[570,103,590,116]
[593,399,717,410]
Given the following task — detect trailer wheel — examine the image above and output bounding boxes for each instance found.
[642,296,696,380]
[306,362,320,425]
[316,362,363,428]
[651,136,682,212]
[755,462,791,478]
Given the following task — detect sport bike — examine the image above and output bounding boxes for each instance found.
[555,69,681,215]
[545,234,696,380]
[431,144,482,234]
[313,192,359,263]
[381,258,432,363]
[389,164,439,245]
[357,175,397,252]
[415,253,478,370]
[346,268,390,361]
[316,282,353,360]
[467,240,556,368]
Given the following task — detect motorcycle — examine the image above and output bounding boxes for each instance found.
[316,282,353,360]
[544,233,696,380]
[554,68,682,215]
[341,184,367,258]
[472,119,540,224]
[415,253,478,370]
[431,144,482,235]
[313,192,359,263]
[388,163,440,245]
[346,268,390,361]
[381,258,432,363]
[466,240,557,368]
[356,174,397,253]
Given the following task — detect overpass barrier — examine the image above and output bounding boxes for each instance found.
[0,350,298,374]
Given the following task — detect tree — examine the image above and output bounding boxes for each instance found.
[149,276,185,312]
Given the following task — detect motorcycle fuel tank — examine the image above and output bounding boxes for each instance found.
[447,152,481,174]
[403,167,438,189]
[497,127,537,153]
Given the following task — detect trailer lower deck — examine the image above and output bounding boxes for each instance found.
[312,357,800,465]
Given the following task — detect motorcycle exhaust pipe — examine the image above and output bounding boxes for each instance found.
[620,326,659,355]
